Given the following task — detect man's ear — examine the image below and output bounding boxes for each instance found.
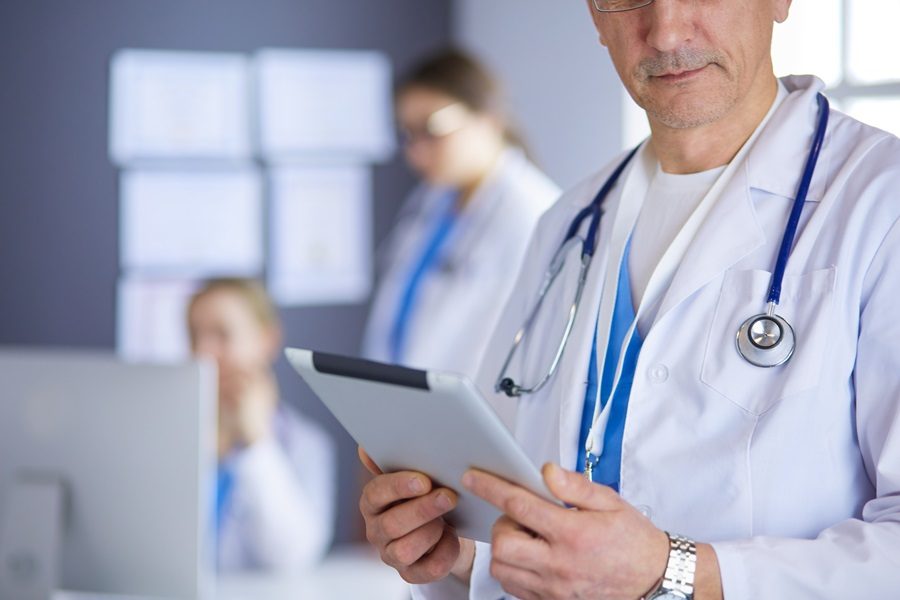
[585,0,609,47]
[774,0,792,24]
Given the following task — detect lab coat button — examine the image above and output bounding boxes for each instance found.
[648,364,669,383]
[636,504,653,519]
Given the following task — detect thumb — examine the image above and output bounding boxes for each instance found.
[542,463,619,510]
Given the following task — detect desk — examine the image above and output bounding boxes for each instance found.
[216,545,409,600]
[55,545,410,600]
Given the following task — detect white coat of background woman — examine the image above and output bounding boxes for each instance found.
[362,49,560,378]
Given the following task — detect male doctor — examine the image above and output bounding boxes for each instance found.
[359,0,900,598]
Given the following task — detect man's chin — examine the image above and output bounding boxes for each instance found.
[642,89,735,130]
[651,107,726,130]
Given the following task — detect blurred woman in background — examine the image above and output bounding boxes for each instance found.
[363,49,560,378]
[187,278,336,572]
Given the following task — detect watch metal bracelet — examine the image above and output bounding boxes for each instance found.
[645,532,697,599]
[661,532,696,597]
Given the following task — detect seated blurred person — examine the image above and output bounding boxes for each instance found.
[187,278,336,572]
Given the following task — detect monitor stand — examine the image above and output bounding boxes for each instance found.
[0,476,64,600]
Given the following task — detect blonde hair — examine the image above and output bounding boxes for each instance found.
[188,278,280,329]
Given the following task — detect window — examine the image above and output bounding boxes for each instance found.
[774,0,900,135]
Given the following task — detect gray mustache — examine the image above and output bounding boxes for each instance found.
[637,49,722,79]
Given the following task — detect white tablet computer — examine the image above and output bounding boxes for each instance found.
[285,347,556,543]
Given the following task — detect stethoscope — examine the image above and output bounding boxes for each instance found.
[496,93,830,397]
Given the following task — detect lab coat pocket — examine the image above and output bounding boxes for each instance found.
[701,267,836,416]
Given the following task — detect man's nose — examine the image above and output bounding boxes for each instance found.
[645,0,695,54]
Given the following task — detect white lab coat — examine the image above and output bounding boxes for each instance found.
[217,404,336,572]
[414,75,900,598]
[363,148,559,377]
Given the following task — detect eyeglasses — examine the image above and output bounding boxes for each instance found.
[399,103,470,146]
[591,0,655,13]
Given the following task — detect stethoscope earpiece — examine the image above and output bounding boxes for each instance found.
[498,377,520,397]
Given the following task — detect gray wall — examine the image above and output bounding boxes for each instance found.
[0,0,452,545]
[453,0,626,189]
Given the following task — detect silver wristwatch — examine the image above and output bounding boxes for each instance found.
[645,532,696,600]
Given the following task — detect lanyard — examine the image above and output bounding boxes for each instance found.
[578,240,643,487]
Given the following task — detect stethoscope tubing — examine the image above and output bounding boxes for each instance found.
[567,145,641,259]
[495,147,638,396]
[768,93,830,306]
[496,241,592,397]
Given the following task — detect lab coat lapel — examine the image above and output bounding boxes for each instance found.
[746,76,829,205]
[653,164,766,326]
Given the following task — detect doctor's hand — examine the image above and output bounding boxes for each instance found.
[216,366,277,458]
[463,464,672,600]
[358,447,476,585]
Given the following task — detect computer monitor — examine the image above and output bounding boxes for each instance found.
[0,348,216,600]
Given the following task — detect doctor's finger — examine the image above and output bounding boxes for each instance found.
[369,488,458,546]
[490,559,546,600]
[463,469,566,542]
[382,518,445,568]
[542,462,622,511]
[400,523,462,584]
[490,515,552,572]
[360,471,433,516]
[358,446,383,475]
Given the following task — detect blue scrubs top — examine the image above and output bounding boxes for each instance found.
[576,242,644,492]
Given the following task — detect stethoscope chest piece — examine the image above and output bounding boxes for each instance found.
[736,312,795,368]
